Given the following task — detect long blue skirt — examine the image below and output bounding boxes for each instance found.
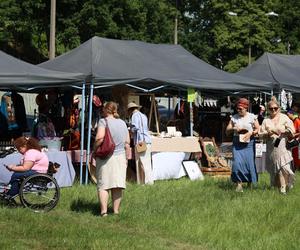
[231,137,258,183]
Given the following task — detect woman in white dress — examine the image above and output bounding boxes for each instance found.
[260,97,295,194]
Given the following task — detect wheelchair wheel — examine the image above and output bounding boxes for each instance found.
[19,173,60,212]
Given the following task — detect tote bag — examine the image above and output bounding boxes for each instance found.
[94,119,115,159]
[135,113,147,153]
[136,141,147,153]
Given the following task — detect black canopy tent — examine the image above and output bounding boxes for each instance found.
[0,50,85,91]
[39,36,272,91]
[0,50,87,185]
[39,36,273,184]
[237,52,300,93]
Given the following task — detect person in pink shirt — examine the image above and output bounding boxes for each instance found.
[5,136,49,197]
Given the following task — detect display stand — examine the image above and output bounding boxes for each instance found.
[148,94,160,133]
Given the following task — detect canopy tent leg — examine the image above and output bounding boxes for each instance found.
[168,96,171,119]
[148,96,154,127]
[79,82,86,185]
[85,82,94,184]
[153,95,160,133]
[189,102,193,136]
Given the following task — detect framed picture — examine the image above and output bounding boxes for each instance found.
[255,143,263,157]
[182,161,204,181]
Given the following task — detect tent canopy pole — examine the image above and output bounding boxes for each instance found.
[85,82,94,184]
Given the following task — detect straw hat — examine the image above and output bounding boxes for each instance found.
[127,102,141,110]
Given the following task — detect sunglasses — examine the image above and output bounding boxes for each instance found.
[269,107,279,111]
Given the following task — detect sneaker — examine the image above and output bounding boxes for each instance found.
[235,184,243,193]
[280,186,286,195]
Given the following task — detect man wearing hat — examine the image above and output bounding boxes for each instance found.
[128,102,153,185]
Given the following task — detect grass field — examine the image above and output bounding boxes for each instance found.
[1,173,300,250]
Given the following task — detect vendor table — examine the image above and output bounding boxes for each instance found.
[0,151,75,187]
[151,137,201,181]
[67,150,87,163]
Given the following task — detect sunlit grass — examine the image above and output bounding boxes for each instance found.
[1,173,300,249]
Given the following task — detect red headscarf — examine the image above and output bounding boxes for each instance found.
[236,98,249,109]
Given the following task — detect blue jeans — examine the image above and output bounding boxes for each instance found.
[8,170,37,196]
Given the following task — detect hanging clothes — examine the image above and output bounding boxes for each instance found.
[0,92,19,131]
[11,91,28,132]
[280,89,287,111]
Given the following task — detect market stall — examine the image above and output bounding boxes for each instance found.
[0,50,85,186]
[39,36,272,184]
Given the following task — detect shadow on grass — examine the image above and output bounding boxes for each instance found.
[216,179,234,191]
[70,199,100,216]
[216,178,272,193]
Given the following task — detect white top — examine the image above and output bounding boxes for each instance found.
[231,113,257,134]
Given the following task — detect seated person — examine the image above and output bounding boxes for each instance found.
[3,136,49,198]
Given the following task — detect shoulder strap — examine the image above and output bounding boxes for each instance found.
[139,113,145,142]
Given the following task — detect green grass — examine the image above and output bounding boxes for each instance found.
[1,173,300,250]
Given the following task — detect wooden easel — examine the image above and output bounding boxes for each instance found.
[148,94,160,133]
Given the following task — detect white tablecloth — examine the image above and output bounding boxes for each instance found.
[150,137,201,181]
[152,152,191,181]
[0,151,75,187]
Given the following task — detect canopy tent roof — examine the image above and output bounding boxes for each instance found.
[39,36,271,91]
[237,52,300,92]
[0,50,84,91]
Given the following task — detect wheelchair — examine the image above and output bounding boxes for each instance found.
[0,162,60,213]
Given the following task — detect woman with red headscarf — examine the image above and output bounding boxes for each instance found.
[226,98,260,192]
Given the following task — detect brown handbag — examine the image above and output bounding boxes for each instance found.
[94,119,115,159]
[135,113,147,153]
[136,141,147,153]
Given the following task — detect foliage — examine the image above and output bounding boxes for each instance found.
[1,174,300,249]
[0,0,176,63]
[179,0,295,71]
[0,0,299,71]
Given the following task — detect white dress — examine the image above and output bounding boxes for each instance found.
[260,113,295,186]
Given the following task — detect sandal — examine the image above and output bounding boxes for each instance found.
[100,213,108,217]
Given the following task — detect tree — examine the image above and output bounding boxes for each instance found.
[0,0,49,62]
[275,0,300,55]
[0,0,177,63]
[181,0,282,71]
[0,0,299,72]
